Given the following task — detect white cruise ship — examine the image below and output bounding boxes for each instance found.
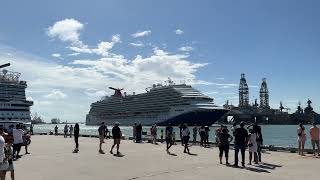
[86,81,228,126]
[0,69,33,122]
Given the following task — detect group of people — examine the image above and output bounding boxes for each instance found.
[0,123,32,180]
[54,125,74,138]
[214,122,263,167]
[98,122,122,155]
[297,122,320,156]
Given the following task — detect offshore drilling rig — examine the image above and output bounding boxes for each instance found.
[221,74,319,124]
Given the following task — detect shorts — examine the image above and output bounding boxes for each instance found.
[99,135,104,143]
[166,136,172,143]
[113,139,121,144]
[311,140,319,147]
[0,162,9,171]
[219,145,229,157]
[183,136,190,144]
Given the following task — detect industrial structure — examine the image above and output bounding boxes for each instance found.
[220,73,319,124]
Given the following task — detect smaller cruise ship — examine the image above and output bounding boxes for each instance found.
[0,69,33,122]
[86,80,229,126]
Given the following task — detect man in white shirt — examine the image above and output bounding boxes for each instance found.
[12,124,24,159]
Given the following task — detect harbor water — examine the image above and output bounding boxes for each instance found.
[33,124,314,148]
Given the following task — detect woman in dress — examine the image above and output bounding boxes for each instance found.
[248,128,258,165]
[297,123,306,156]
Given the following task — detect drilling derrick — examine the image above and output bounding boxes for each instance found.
[239,73,249,107]
[259,78,270,109]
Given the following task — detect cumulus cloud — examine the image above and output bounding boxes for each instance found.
[175,29,184,35]
[0,44,209,121]
[47,18,84,46]
[51,53,61,58]
[44,89,67,99]
[129,42,144,47]
[131,30,151,38]
[179,46,194,52]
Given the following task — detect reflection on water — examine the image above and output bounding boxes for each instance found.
[33,124,313,148]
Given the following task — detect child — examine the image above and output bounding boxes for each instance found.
[4,139,14,180]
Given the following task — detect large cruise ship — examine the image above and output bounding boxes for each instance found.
[86,80,228,126]
[0,68,33,122]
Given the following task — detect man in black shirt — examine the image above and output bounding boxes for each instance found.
[233,121,248,167]
[110,122,122,155]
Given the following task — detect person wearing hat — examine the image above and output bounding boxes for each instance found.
[110,122,122,155]
[233,121,248,167]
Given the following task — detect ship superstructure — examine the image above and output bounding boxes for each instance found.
[86,82,228,126]
[0,69,33,122]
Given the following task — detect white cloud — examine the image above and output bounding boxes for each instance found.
[47,18,84,46]
[175,29,184,35]
[44,89,67,100]
[67,53,80,56]
[112,34,121,43]
[131,30,151,38]
[0,44,208,122]
[179,46,194,52]
[129,42,144,47]
[51,53,61,58]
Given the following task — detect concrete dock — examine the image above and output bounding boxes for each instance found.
[14,136,320,180]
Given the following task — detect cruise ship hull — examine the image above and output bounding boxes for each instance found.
[157,109,229,126]
[87,109,228,126]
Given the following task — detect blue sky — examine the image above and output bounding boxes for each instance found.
[0,0,319,122]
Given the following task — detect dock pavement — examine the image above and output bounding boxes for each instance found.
[14,135,320,180]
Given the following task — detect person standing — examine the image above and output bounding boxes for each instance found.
[0,127,9,180]
[179,124,184,146]
[64,124,68,138]
[254,124,263,162]
[248,129,258,165]
[199,126,205,147]
[98,122,106,154]
[297,123,306,156]
[69,125,74,138]
[193,125,198,144]
[4,139,14,180]
[151,125,157,144]
[218,128,233,165]
[182,124,190,153]
[136,124,142,143]
[73,123,80,153]
[160,129,164,143]
[132,123,137,142]
[30,124,33,135]
[54,125,58,136]
[233,122,248,167]
[310,122,319,156]
[204,126,210,147]
[110,122,122,155]
[12,124,24,159]
[165,124,174,153]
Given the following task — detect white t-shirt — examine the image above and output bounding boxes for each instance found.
[0,136,5,162]
[182,128,190,137]
[13,129,24,144]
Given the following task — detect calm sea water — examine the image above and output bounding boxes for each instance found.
[33,124,315,148]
